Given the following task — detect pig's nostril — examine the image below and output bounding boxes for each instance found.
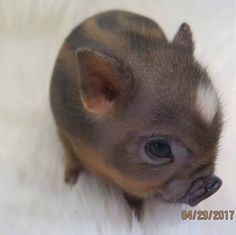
[206,176,222,192]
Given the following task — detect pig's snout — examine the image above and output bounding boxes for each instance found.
[179,175,222,206]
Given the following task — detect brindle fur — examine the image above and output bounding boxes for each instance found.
[50,10,222,218]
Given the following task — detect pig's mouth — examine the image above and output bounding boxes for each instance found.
[177,175,222,206]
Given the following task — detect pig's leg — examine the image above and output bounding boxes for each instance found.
[59,130,83,184]
[123,192,143,220]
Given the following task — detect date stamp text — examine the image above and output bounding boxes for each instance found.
[181,210,235,220]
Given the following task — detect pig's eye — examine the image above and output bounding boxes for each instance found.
[145,139,172,159]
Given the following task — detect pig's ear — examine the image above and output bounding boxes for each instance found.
[172,23,194,53]
[76,48,123,115]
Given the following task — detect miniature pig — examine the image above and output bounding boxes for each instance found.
[50,10,223,217]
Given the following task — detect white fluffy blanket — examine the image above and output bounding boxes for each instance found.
[0,0,235,234]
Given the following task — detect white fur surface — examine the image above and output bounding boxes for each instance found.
[0,0,235,234]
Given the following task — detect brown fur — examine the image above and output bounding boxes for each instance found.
[50,10,223,216]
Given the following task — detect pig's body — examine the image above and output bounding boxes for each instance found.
[50,10,223,217]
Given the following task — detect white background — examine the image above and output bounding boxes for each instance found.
[0,0,235,234]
